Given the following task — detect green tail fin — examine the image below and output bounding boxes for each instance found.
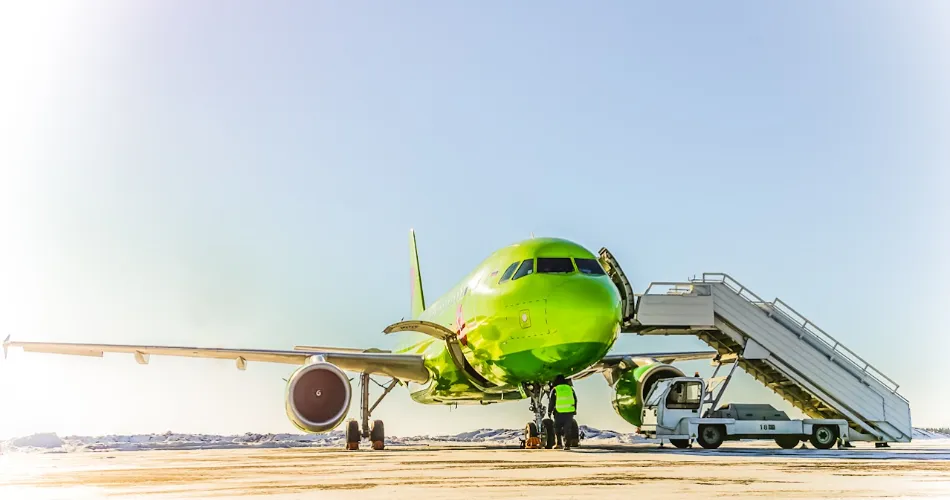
[409,229,426,318]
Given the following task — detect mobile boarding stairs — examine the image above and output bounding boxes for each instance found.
[599,249,912,444]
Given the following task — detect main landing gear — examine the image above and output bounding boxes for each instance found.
[345,373,398,451]
[520,382,579,450]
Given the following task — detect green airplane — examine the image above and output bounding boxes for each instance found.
[3,231,714,449]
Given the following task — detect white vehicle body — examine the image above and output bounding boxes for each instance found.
[640,377,851,449]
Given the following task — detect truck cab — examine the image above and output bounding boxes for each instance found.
[640,377,704,439]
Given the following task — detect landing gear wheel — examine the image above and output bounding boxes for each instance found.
[541,418,556,449]
[809,425,837,450]
[370,420,385,450]
[775,436,800,449]
[526,422,539,437]
[524,422,541,449]
[697,425,724,449]
[568,419,580,448]
[670,439,691,449]
[345,420,360,450]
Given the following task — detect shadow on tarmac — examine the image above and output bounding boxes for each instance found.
[385,442,950,461]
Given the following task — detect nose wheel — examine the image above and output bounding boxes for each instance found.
[568,418,580,448]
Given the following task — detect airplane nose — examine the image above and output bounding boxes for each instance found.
[545,277,621,346]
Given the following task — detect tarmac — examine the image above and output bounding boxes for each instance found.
[2,440,950,499]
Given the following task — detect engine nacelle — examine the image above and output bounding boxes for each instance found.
[611,363,684,427]
[284,361,352,433]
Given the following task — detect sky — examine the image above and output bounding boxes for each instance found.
[1,1,948,439]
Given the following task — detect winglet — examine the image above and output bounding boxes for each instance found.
[3,335,10,360]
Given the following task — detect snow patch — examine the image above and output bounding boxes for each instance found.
[8,433,64,449]
[2,427,947,454]
[913,428,950,440]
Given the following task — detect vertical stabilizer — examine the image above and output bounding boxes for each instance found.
[409,229,426,318]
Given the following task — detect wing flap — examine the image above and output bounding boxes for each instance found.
[21,344,105,357]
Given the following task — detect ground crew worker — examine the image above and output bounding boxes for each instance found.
[547,374,577,450]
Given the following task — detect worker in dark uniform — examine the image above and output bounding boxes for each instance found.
[548,374,577,450]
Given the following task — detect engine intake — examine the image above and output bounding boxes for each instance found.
[611,363,684,427]
[285,361,352,433]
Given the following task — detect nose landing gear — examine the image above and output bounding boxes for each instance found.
[522,382,557,449]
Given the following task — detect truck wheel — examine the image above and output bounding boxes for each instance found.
[775,436,800,449]
[541,418,556,449]
[809,425,837,450]
[697,425,725,449]
[670,439,690,449]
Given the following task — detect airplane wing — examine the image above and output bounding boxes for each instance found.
[571,350,720,381]
[1,336,429,383]
[598,350,720,366]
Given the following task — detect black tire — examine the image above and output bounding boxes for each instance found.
[525,422,539,438]
[541,418,556,449]
[809,425,837,450]
[697,425,725,449]
[370,419,385,448]
[670,439,691,449]
[345,420,360,448]
[569,419,580,448]
[775,435,800,449]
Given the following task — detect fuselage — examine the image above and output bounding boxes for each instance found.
[397,238,622,404]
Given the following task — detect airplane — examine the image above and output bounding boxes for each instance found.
[3,231,715,450]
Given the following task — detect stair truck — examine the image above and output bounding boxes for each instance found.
[639,357,852,450]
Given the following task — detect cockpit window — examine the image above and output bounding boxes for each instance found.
[536,258,575,274]
[498,262,520,283]
[575,258,606,275]
[511,259,534,280]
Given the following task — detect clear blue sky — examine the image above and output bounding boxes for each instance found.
[1,1,948,438]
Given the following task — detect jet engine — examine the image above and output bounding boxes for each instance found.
[611,363,684,427]
[284,361,352,433]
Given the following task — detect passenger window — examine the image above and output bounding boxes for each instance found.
[666,381,702,410]
[537,258,575,274]
[498,262,520,283]
[575,258,606,275]
[511,259,534,280]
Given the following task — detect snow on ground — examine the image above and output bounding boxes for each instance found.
[2,426,947,454]
[0,426,645,453]
[915,428,950,439]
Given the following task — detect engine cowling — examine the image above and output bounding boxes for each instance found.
[611,363,684,427]
[284,361,352,433]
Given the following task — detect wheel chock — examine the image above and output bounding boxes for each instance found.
[525,437,542,449]
[372,440,385,450]
[346,441,360,451]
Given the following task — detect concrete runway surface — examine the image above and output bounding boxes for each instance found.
[3,441,950,499]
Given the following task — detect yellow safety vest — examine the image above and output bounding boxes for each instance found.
[554,384,576,413]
